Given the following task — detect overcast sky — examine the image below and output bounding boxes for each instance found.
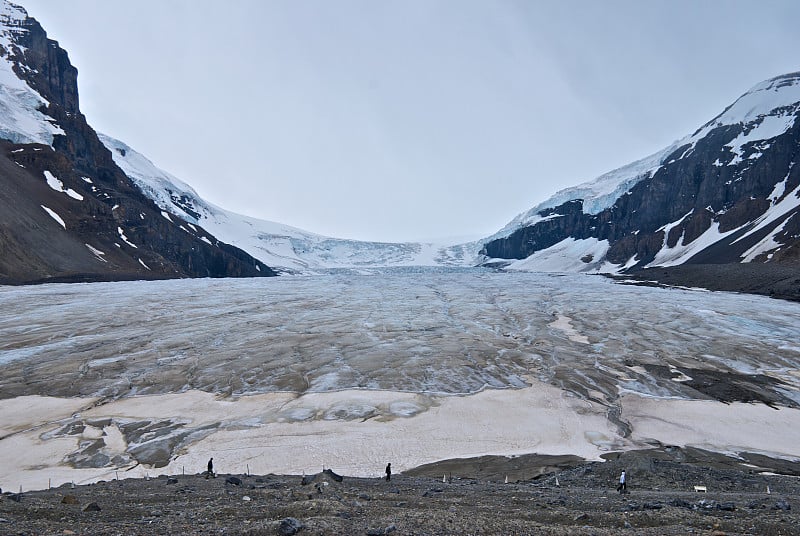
[19,0,800,242]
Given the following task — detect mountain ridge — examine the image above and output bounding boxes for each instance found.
[0,1,276,284]
[482,72,800,279]
[1,0,798,293]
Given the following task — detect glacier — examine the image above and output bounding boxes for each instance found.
[99,133,480,273]
[1,270,799,490]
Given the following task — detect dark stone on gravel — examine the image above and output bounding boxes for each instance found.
[774,499,792,510]
[717,502,736,511]
[697,499,716,510]
[225,476,242,486]
[83,502,101,512]
[166,477,178,485]
[278,517,304,535]
[61,494,79,504]
[671,498,693,509]
[322,468,343,482]
[8,494,21,503]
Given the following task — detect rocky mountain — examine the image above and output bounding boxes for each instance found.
[0,1,274,284]
[3,0,797,293]
[482,72,800,296]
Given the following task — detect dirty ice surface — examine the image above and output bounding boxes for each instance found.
[1,269,799,491]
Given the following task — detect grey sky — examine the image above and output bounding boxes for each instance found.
[19,0,800,242]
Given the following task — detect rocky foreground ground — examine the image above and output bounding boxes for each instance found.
[1,448,799,535]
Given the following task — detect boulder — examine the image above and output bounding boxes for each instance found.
[278,517,304,535]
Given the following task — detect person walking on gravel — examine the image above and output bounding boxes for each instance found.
[617,470,626,493]
[385,463,392,482]
[207,457,215,479]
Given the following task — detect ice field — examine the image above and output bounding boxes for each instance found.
[1,269,799,490]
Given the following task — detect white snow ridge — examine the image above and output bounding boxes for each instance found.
[98,133,480,273]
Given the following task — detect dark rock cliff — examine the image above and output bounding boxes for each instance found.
[483,73,800,276]
[0,6,276,284]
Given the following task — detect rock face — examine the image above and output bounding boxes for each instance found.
[0,2,275,284]
[482,73,800,278]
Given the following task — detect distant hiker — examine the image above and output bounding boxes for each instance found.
[617,470,626,493]
[385,463,391,482]
[206,457,215,479]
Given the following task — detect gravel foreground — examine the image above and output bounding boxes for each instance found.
[2,449,799,535]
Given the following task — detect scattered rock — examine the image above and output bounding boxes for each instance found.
[242,495,251,502]
[225,476,242,486]
[697,499,716,510]
[166,477,178,485]
[278,517,304,535]
[83,502,101,512]
[717,502,736,511]
[670,498,692,509]
[302,469,344,486]
[774,499,791,511]
[323,468,343,482]
[61,495,79,505]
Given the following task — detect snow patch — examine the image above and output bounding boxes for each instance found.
[725,113,796,166]
[43,170,83,200]
[769,173,790,203]
[40,204,65,229]
[733,184,800,246]
[505,237,613,273]
[85,243,107,263]
[117,227,138,248]
[646,221,738,268]
[741,213,795,262]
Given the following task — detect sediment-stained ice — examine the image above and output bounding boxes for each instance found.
[1,269,799,490]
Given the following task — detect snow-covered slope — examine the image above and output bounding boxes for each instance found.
[0,2,64,145]
[100,134,477,272]
[484,72,800,274]
[492,142,681,240]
